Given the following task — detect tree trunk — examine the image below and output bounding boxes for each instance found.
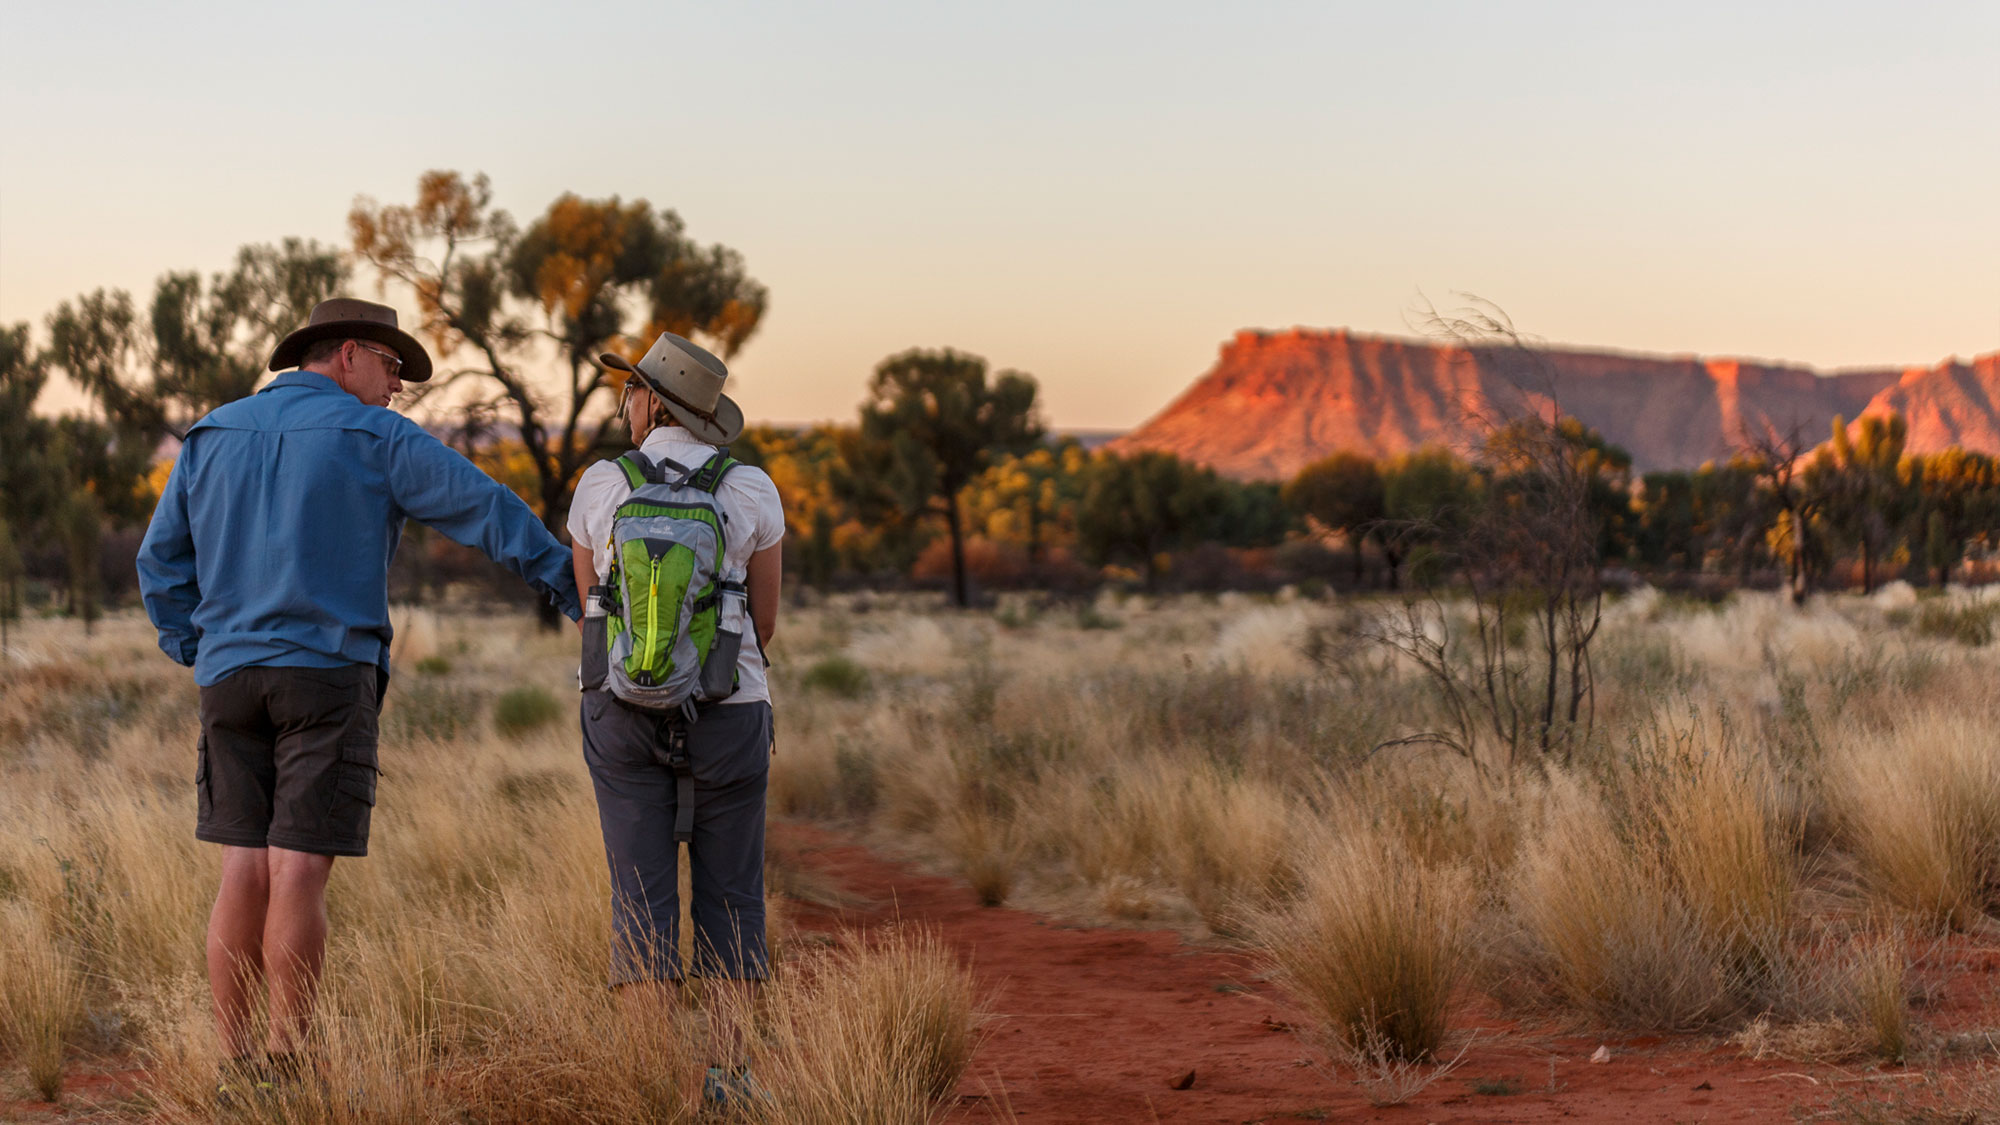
[1350,529,1365,589]
[945,493,969,607]
[1860,539,1874,595]
[1539,597,1559,755]
[1788,514,1810,606]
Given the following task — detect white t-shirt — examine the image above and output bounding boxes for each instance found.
[568,425,785,705]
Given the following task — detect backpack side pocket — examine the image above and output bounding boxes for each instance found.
[699,579,748,700]
[579,612,610,691]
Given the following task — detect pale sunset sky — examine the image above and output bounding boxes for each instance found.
[2,0,1994,429]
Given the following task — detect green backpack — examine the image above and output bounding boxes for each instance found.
[593,449,749,715]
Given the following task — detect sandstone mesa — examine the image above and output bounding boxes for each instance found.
[1111,327,2000,480]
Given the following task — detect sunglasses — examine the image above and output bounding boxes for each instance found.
[353,342,404,378]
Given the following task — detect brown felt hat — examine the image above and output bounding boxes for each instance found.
[268,298,433,383]
[599,331,742,445]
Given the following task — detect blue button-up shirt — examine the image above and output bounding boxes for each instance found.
[138,370,581,687]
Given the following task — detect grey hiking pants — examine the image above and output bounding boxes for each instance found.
[580,689,773,984]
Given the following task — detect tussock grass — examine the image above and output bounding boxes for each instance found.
[1831,714,2000,931]
[8,589,1994,1111]
[0,902,86,1101]
[1645,726,1799,976]
[1508,778,1732,1028]
[1255,828,1469,1061]
[1729,930,1915,1064]
[748,926,985,1124]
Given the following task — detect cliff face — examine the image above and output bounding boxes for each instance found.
[1110,328,1998,478]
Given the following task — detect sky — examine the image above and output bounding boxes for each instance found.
[2,0,1995,429]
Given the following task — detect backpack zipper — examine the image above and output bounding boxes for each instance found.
[647,571,660,670]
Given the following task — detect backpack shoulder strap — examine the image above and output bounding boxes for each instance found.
[687,448,739,494]
[616,452,656,489]
[617,451,696,489]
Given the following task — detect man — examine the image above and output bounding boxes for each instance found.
[137,298,581,1095]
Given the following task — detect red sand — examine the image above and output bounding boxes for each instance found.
[771,821,1962,1124]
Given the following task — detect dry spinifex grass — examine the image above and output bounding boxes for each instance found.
[5,592,1992,1111]
[1831,713,2000,933]
[0,902,87,1101]
[1254,826,1470,1064]
[748,925,988,1125]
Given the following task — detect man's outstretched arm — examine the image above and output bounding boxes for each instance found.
[136,450,202,664]
[385,420,582,620]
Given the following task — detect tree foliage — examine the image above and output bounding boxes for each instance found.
[350,170,769,548]
[46,239,345,441]
[849,348,1044,606]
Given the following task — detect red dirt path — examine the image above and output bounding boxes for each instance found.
[771,821,1926,1124]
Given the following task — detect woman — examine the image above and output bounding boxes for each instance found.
[566,330,783,1099]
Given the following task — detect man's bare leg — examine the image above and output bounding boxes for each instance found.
[264,847,336,1056]
[208,846,272,1059]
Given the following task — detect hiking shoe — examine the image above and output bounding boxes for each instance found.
[213,1055,275,1113]
[266,1052,334,1103]
[703,1065,767,1111]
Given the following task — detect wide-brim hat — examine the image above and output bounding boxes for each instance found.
[268,298,433,383]
[600,331,743,445]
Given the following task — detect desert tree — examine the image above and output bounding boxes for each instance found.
[1805,412,1910,593]
[1355,298,1625,770]
[1075,450,1231,591]
[1283,452,1385,588]
[52,484,104,634]
[0,325,59,534]
[965,440,1091,573]
[350,172,766,560]
[0,514,21,657]
[1738,422,1825,604]
[1378,448,1477,589]
[1635,470,1699,570]
[1907,447,2000,586]
[848,348,1044,606]
[1691,456,1771,582]
[45,240,345,441]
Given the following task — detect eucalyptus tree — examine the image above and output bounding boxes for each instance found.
[849,348,1043,606]
[45,239,345,441]
[350,170,768,556]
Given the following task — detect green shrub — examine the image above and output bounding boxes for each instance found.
[497,768,572,808]
[384,680,479,742]
[415,656,453,676]
[493,686,563,739]
[1076,604,1122,630]
[1913,601,2000,647]
[803,655,871,698]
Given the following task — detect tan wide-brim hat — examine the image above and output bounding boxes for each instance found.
[600,331,743,445]
[269,298,433,383]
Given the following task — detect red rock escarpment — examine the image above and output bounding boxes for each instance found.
[1111,328,1997,479]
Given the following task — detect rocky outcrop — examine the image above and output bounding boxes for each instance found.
[1110,327,1997,479]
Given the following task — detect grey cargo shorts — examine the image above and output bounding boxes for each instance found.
[580,689,773,985]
